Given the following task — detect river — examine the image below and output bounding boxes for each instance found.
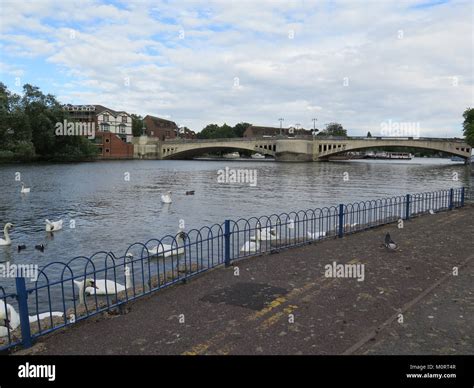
[0,158,471,309]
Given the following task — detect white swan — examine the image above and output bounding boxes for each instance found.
[0,222,13,245]
[74,262,132,298]
[251,222,279,241]
[307,231,326,240]
[0,301,63,337]
[287,219,295,230]
[161,191,172,204]
[240,229,261,253]
[240,240,260,253]
[20,183,30,194]
[73,279,98,304]
[45,219,63,232]
[148,231,186,257]
[0,223,13,246]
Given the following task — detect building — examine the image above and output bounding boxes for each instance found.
[63,104,133,159]
[177,126,197,139]
[243,125,312,138]
[144,115,179,141]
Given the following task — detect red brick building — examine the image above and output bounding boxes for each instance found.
[63,104,133,159]
[94,132,134,159]
[144,115,179,141]
[177,126,197,139]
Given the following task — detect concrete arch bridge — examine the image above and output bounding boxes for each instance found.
[132,136,471,163]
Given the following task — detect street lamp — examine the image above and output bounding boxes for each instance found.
[312,118,318,136]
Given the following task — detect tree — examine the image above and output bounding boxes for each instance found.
[131,114,144,137]
[462,107,474,147]
[367,131,372,138]
[0,83,99,162]
[317,122,347,137]
[198,123,221,139]
[233,122,252,137]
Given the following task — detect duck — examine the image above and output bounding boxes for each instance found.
[0,223,13,246]
[384,233,397,250]
[148,230,187,257]
[185,190,195,195]
[0,301,63,337]
[35,244,45,252]
[17,244,26,252]
[45,219,63,232]
[307,231,326,240]
[20,183,30,194]
[161,191,172,204]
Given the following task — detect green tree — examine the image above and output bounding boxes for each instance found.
[317,122,347,137]
[233,122,252,137]
[0,83,99,162]
[462,107,474,147]
[131,114,144,137]
[367,131,372,138]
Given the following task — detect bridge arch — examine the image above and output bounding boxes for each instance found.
[316,139,471,161]
[161,141,276,160]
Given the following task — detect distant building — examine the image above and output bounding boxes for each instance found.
[63,104,133,159]
[243,125,312,138]
[177,126,197,139]
[144,115,179,141]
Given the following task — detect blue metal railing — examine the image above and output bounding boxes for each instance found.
[0,187,467,351]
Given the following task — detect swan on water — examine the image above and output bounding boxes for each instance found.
[148,230,187,257]
[161,191,172,204]
[0,301,63,337]
[45,219,63,232]
[20,183,30,194]
[0,223,13,246]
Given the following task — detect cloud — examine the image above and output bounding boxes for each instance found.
[0,0,472,136]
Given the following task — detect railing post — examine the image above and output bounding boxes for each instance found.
[15,277,32,349]
[405,194,410,220]
[338,204,344,238]
[224,219,231,267]
[461,187,465,207]
[449,188,454,210]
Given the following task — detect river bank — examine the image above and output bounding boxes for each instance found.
[16,203,474,355]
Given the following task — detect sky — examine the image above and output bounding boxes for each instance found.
[0,0,472,136]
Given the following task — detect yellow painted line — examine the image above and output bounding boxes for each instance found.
[248,282,317,321]
[182,279,331,355]
[260,305,298,330]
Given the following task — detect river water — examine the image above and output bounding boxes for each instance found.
[0,158,471,309]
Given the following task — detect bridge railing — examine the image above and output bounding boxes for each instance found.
[161,136,469,143]
[0,187,466,351]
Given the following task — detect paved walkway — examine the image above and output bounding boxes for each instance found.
[20,205,474,355]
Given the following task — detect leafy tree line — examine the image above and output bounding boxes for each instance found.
[197,122,252,139]
[0,83,98,162]
[463,107,474,147]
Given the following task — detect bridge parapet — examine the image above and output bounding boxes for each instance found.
[132,135,471,162]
